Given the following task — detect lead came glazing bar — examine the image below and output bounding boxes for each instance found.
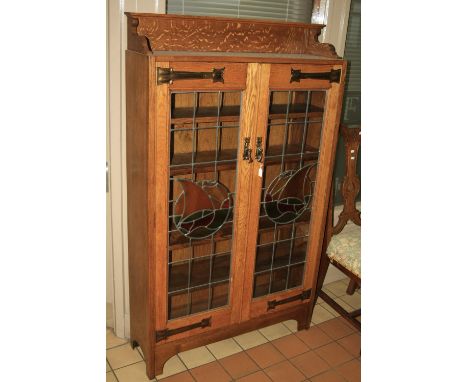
[167,90,241,319]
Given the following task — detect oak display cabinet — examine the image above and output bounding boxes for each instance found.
[125,13,347,378]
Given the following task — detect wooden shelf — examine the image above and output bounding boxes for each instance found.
[171,105,241,125]
[268,104,324,120]
[255,244,307,273]
[169,210,311,251]
[170,104,323,126]
[170,144,318,176]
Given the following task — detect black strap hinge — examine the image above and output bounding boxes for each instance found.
[267,289,312,311]
[155,317,211,342]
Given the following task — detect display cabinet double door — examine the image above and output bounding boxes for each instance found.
[153,60,344,344]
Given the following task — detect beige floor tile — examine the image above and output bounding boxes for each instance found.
[107,343,143,370]
[259,322,291,341]
[107,328,127,349]
[114,361,154,382]
[206,338,243,359]
[178,346,216,369]
[311,305,335,325]
[234,330,269,350]
[323,279,349,297]
[106,359,111,372]
[339,293,361,309]
[156,355,187,380]
[332,298,355,313]
[106,372,118,382]
[282,319,298,333]
[320,304,339,318]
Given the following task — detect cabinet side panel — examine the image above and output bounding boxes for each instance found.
[126,51,150,359]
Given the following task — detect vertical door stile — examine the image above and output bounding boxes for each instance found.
[237,63,272,322]
[304,63,348,309]
[154,61,170,331]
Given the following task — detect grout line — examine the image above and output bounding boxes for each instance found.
[106,341,130,351]
[111,360,145,372]
[136,346,145,360]
[108,363,120,382]
[204,346,236,381]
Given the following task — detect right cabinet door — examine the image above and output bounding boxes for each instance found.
[242,63,346,320]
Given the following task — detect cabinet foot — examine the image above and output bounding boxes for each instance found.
[130,340,139,349]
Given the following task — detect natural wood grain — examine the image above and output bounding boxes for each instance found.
[125,13,338,58]
[239,63,272,322]
[332,125,361,233]
[125,50,154,378]
[153,61,170,335]
[301,64,347,295]
[154,303,309,375]
[269,63,339,90]
[167,62,247,91]
[306,62,348,325]
[125,15,347,380]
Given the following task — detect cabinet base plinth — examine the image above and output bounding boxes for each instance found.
[146,304,310,378]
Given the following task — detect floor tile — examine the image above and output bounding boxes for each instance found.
[259,323,292,341]
[320,304,339,318]
[107,328,127,349]
[317,318,356,341]
[323,280,349,297]
[106,372,118,382]
[309,370,347,382]
[246,342,285,369]
[328,298,355,313]
[178,346,216,369]
[106,359,111,372]
[156,355,187,380]
[106,343,143,370]
[158,371,195,382]
[206,338,243,360]
[314,342,353,367]
[236,370,272,382]
[282,320,299,333]
[114,361,154,381]
[234,330,268,350]
[271,334,309,358]
[335,359,361,382]
[311,305,335,325]
[264,360,305,382]
[339,293,361,310]
[337,333,361,358]
[290,350,330,378]
[137,346,146,360]
[295,326,333,350]
[218,351,259,379]
[190,361,232,382]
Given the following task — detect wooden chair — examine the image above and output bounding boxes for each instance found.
[313,124,361,330]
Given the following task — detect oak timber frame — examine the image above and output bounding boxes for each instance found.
[125,13,347,378]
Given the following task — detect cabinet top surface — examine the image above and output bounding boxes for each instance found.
[126,13,341,59]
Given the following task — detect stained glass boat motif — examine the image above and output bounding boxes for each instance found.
[264,163,316,224]
[173,179,233,239]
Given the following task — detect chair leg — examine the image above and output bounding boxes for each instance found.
[346,279,358,295]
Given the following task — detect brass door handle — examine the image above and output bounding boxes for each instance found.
[290,68,341,83]
[255,137,264,163]
[243,138,252,162]
[157,67,225,85]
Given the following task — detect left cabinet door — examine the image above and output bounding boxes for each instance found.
[152,61,251,343]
